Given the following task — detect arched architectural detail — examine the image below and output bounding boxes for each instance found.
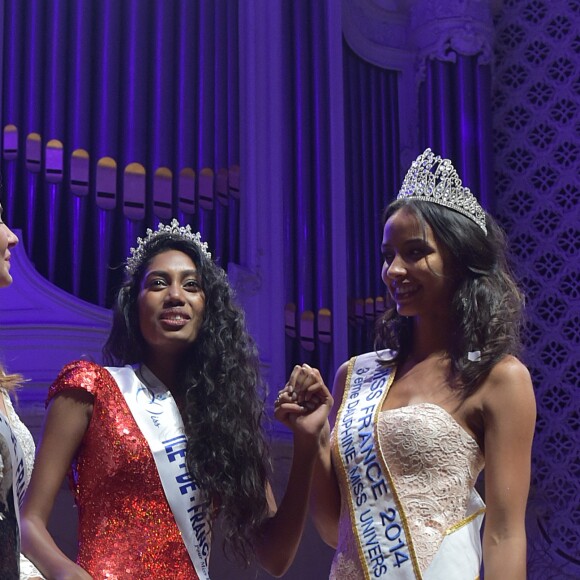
[406,0,496,66]
[342,0,416,166]
[342,0,497,167]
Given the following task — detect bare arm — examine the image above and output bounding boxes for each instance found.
[481,356,536,580]
[254,365,333,577]
[21,391,94,580]
[308,361,348,548]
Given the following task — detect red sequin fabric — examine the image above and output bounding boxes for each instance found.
[48,360,199,579]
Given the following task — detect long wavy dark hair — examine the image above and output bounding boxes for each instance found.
[375,198,525,398]
[103,233,270,566]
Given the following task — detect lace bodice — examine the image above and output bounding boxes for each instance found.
[1,389,43,579]
[330,403,484,578]
[1,391,36,484]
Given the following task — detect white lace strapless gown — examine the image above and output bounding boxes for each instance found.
[330,403,484,579]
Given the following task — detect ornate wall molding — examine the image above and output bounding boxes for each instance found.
[492,0,580,573]
[406,0,495,65]
[342,0,416,168]
[343,0,496,68]
[0,229,111,434]
[342,0,496,168]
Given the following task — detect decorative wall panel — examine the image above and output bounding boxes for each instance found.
[493,0,580,575]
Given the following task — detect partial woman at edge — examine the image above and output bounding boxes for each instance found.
[0,193,43,580]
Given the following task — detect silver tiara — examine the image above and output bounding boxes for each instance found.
[126,219,211,275]
[397,148,487,234]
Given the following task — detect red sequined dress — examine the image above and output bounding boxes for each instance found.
[48,360,199,579]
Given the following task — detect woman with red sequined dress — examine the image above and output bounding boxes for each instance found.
[20,220,332,579]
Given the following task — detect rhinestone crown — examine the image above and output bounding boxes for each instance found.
[126,219,211,275]
[397,148,487,234]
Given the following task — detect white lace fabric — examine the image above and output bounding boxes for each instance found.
[1,389,44,580]
[330,403,484,578]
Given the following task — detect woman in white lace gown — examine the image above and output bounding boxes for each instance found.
[277,149,536,579]
[0,201,43,580]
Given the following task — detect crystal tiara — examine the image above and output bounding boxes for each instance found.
[126,219,211,275]
[397,148,487,234]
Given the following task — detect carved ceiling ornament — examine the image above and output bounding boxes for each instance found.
[342,0,497,166]
[343,0,497,69]
[407,0,495,66]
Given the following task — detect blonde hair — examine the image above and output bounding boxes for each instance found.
[0,364,23,393]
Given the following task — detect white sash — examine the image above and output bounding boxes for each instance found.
[335,351,419,579]
[335,351,484,579]
[106,365,211,579]
[0,408,28,559]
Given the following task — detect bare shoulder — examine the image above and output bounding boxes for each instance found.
[485,355,533,393]
[333,360,350,388]
[329,360,351,427]
[488,355,530,381]
[480,355,536,420]
[332,359,354,401]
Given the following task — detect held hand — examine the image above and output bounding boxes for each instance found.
[274,364,333,442]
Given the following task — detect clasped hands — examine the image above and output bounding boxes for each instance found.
[273,364,333,439]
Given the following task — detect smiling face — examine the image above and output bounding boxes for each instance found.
[0,204,19,288]
[138,249,206,361]
[381,207,456,320]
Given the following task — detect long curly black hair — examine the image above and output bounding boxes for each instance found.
[103,233,271,566]
[375,198,525,398]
